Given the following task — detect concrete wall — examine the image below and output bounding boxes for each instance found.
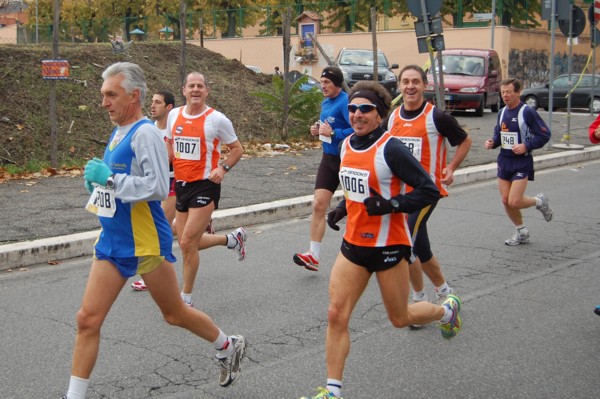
[201,26,599,89]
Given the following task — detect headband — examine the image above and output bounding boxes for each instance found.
[321,69,344,87]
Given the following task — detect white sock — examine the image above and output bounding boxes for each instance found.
[180,292,193,305]
[66,376,89,399]
[535,197,542,207]
[412,290,427,301]
[326,378,342,397]
[440,304,453,324]
[309,241,321,259]
[516,224,526,231]
[435,282,450,294]
[213,330,233,359]
[226,234,237,249]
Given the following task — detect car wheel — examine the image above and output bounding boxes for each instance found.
[523,95,539,110]
[475,97,484,116]
[589,97,600,114]
[491,94,500,113]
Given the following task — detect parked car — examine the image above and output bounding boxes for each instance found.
[245,65,262,74]
[424,48,502,116]
[520,74,600,113]
[334,48,399,96]
[286,70,320,92]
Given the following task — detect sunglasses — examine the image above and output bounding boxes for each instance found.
[347,103,378,113]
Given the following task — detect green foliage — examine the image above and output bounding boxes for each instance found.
[252,75,323,138]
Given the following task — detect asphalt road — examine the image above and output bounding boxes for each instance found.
[0,158,599,398]
[0,109,596,245]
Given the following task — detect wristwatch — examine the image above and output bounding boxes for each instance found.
[221,163,231,172]
[106,175,115,189]
[390,198,400,213]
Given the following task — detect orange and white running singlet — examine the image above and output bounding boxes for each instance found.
[388,102,449,196]
[339,132,411,248]
[166,106,238,183]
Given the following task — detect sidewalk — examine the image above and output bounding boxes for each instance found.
[1,110,598,270]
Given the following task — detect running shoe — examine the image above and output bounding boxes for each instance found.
[594,305,600,316]
[439,294,462,339]
[229,227,247,261]
[131,279,148,291]
[300,387,342,399]
[535,193,553,222]
[206,218,215,234]
[504,228,529,246]
[293,251,319,271]
[217,335,247,387]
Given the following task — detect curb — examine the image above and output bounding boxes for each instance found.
[2,146,599,271]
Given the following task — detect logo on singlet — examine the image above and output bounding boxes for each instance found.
[175,126,183,134]
[360,232,374,239]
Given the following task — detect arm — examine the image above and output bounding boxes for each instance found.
[522,106,550,151]
[432,109,471,185]
[589,114,600,144]
[115,124,170,203]
[208,113,244,184]
[384,138,439,214]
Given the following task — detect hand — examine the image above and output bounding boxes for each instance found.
[363,188,393,216]
[84,180,94,193]
[440,167,454,185]
[84,157,112,186]
[327,207,347,231]
[512,143,526,155]
[484,139,494,149]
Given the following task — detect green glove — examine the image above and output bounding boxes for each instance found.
[84,157,112,186]
[84,180,94,193]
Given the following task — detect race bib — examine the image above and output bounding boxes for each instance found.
[173,136,201,160]
[339,167,370,202]
[500,131,518,150]
[86,186,116,218]
[397,137,423,161]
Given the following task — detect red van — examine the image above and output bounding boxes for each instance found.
[424,48,502,116]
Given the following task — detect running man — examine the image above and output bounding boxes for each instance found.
[131,90,246,292]
[60,62,246,399]
[302,81,462,399]
[293,66,353,271]
[166,72,246,307]
[484,78,553,245]
[387,65,471,305]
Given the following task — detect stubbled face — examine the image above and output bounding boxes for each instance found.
[101,74,138,125]
[501,83,520,109]
[349,97,381,136]
[399,68,425,110]
[150,94,170,121]
[183,73,209,109]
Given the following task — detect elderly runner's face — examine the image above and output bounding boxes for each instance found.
[348,97,380,136]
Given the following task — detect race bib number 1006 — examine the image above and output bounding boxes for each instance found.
[339,167,370,202]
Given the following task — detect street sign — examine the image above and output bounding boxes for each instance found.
[406,0,443,18]
[417,35,445,53]
[473,13,493,20]
[415,18,443,36]
[41,60,70,80]
[558,5,586,38]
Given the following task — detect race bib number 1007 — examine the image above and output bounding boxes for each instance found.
[174,136,201,160]
[339,167,370,202]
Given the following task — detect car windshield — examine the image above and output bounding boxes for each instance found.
[338,50,388,68]
[437,55,485,76]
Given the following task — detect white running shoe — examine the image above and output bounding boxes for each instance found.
[505,228,530,246]
[230,227,247,261]
[535,193,553,222]
[217,335,247,387]
[131,279,147,291]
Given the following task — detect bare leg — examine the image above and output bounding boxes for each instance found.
[325,252,371,380]
[176,205,213,294]
[71,260,127,378]
[310,188,334,243]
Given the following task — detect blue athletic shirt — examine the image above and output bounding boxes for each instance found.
[320,91,353,156]
[95,119,174,258]
[492,102,551,158]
